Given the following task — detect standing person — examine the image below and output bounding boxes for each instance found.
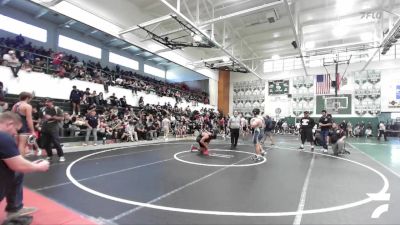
[190,129,217,156]
[319,110,332,153]
[162,115,171,141]
[347,122,353,137]
[261,115,275,146]
[228,111,241,149]
[40,99,65,162]
[69,86,81,116]
[340,120,348,136]
[83,109,99,146]
[0,112,49,219]
[299,111,315,152]
[250,108,266,161]
[11,92,35,157]
[377,121,388,141]
[240,114,249,138]
[227,111,241,149]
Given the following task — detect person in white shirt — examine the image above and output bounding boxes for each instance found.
[228,111,241,149]
[162,116,171,140]
[282,121,288,134]
[3,50,21,77]
[240,115,249,138]
[126,121,138,142]
[377,121,387,141]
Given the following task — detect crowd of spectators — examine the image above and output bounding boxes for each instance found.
[0,35,209,104]
[58,94,221,144]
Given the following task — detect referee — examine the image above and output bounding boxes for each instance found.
[299,111,315,152]
[228,111,241,149]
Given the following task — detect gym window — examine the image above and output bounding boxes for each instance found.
[0,14,47,42]
[144,64,165,79]
[109,52,139,70]
[58,35,101,59]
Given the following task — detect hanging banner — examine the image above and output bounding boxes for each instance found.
[268,80,289,95]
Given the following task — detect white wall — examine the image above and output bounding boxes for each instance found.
[0,66,215,111]
[230,59,400,117]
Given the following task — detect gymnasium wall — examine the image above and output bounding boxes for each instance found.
[230,59,400,119]
[0,66,215,111]
[0,5,216,98]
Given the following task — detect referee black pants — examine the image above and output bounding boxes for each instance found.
[300,129,313,144]
[230,128,240,147]
[42,128,64,157]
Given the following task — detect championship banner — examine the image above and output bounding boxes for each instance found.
[268,80,289,95]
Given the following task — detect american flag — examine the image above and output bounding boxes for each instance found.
[316,74,330,95]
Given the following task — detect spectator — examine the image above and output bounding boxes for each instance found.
[98,92,106,106]
[135,120,146,140]
[347,122,353,137]
[138,96,144,108]
[0,82,8,112]
[340,120,347,136]
[0,112,49,220]
[62,113,77,137]
[20,59,32,72]
[3,50,21,77]
[32,58,44,73]
[69,86,82,116]
[120,96,127,108]
[109,93,118,106]
[378,121,387,141]
[124,121,138,142]
[162,115,171,141]
[319,110,332,153]
[365,122,373,138]
[83,109,99,146]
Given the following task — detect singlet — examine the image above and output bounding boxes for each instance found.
[12,102,29,133]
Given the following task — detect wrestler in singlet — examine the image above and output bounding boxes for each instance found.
[11,92,35,156]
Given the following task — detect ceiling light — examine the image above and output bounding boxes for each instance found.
[193,35,202,42]
[193,34,202,42]
[271,55,280,60]
[273,33,280,38]
[222,56,230,62]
